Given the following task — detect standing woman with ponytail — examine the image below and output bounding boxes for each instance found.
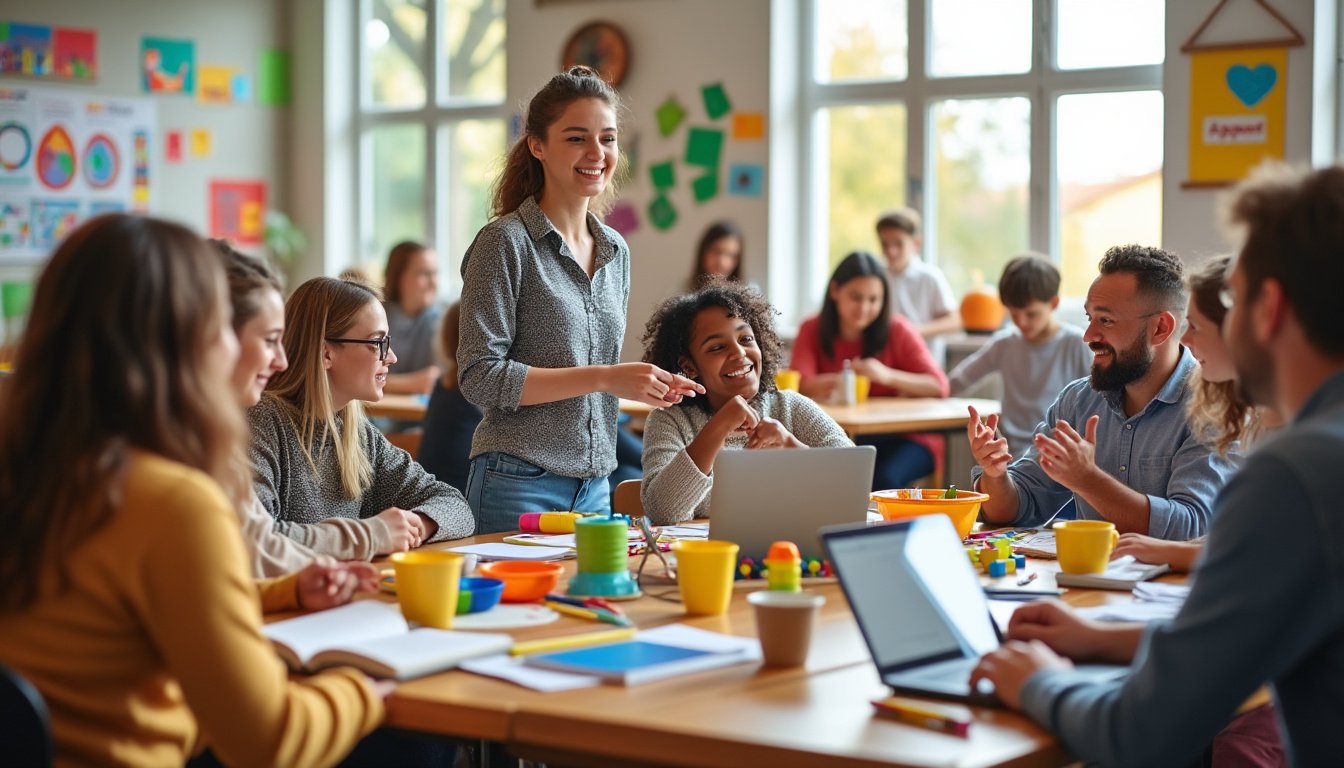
[459,66,703,533]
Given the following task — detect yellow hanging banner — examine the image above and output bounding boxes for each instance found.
[1186,46,1287,186]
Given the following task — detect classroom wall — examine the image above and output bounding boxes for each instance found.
[507,0,772,360]
[1162,0,1335,264]
[0,0,288,286]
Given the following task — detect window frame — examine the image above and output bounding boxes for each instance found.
[796,0,1162,317]
[353,0,507,294]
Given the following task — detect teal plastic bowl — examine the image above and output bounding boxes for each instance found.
[456,577,505,614]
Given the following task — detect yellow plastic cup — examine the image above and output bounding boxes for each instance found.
[1053,520,1119,574]
[672,540,740,615]
[774,369,801,392]
[389,550,463,628]
[854,373,870,403]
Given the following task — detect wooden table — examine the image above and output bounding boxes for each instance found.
[364,393,430,422]
[379,532,1138,767]
[820,397,998,439]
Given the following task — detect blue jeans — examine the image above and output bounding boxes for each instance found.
[466,452,612,534]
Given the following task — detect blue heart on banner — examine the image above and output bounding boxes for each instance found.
[1225,64,1277,108]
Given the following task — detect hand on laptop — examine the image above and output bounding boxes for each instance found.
[1008,599,1144,664]
[969,640,1073,709]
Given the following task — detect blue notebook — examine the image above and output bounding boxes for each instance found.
[523,640,751,686]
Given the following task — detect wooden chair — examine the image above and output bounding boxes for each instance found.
[0,664,53,767]
[385,429,422,460]
[612,479,645,519]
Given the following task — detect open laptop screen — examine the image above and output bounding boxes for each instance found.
[824,516,999,672]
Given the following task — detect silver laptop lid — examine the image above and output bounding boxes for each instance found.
[823,515,1000,673]
[707,446,875,561]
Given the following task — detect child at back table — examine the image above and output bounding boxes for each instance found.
[877,208,960,362]
[640,278,852,524]
[948,254,1093,457]
[790,252,947,490]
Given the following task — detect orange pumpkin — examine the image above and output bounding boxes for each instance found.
[960,286,1005,333]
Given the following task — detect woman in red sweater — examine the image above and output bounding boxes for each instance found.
[791,251,949,489]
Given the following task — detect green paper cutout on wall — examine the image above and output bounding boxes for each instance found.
[648,194,678,231]
[656,98,686,138]
[701,83,731,120]
[649,161,675,190]
[258,49,290,106]
[684,127,723,168]
[692,172,718,203]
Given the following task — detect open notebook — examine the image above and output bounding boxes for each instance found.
[262,601,511,680]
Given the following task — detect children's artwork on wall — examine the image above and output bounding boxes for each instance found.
[141,37,195,95]
[0,23,52,76]
[701,83,731,120]
[605,201,639,236]
[52,27,96,79]
[727,163,763,197]
[1180,0,1304,188]
[209,179,266,245]
[647,194,677,231]
[230,73,252,103]
[691,171,718,203]
[731,113,764,140]
[0,86,156,263]
[257,49,291,106]
[655,98,685,138]
[165,129,182,163]
[190,128,212,157]
[197,65,238,105]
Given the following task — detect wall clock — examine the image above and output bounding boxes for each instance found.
[561,21,630,87]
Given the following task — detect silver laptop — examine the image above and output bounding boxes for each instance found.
[707,446,875,561]
[822,514,1127,706]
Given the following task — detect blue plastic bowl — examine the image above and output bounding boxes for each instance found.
[456,577,505,614]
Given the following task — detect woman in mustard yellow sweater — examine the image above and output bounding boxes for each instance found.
[0,214,383,767]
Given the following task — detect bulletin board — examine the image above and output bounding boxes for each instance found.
[0,84,155,262]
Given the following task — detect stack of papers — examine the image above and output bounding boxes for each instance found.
[1132,581,1190,604]
[1054,556,1171,590]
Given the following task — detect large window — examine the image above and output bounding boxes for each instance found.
[357,0,506,293]
[803,0,1163,305]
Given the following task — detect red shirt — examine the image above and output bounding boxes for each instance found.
[790,315,950,477]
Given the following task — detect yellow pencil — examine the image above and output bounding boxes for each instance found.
[544,601,633,626]
[509,627,636,656]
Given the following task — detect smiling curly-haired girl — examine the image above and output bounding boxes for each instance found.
[638,277,852,524]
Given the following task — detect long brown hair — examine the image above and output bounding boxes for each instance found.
[265,277,382,499]
[383,239,428,306]
[0,214,248,611]
[490,65,626,219]
[1184,254,1258,455]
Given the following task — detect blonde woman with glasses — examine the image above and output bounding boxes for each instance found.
[248,277,475,557]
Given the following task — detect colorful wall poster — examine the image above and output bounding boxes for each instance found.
[701,83,731,120]
[0,23,52,76]
[605,201,639,237]
[209,179,266,245]
[257,49,290,106]
[190,127,212,157]
[1186,47,1288,186]
[141,37,194,94]
[197,65,237,104]
[727,163,764,197]
[731,113,765,140]
[52,27,96,79]
[0,85,156,263]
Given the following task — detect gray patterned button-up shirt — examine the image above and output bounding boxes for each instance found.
[457,195,629,478]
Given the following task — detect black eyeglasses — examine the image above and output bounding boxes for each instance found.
[325,335,392,362]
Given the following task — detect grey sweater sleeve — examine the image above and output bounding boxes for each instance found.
[359,419,476,542]
[457,223,528,412]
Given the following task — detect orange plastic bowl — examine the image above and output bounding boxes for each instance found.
[477,560,565,603]
[869,489,990,540]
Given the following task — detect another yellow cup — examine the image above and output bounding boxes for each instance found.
[389,550,463,628]
[1053,520,1119,574]
[774,369,801,392]
[854,374,870,403]
[672,540,740,615]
